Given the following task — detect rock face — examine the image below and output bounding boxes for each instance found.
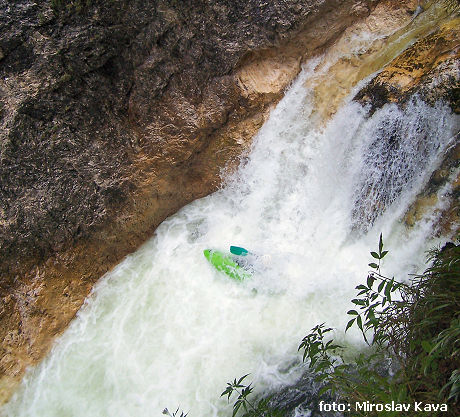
[0,0,381,402]
[355,14,460,114]
[306,0,422,123]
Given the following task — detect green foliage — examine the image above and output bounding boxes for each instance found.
[368,233,388,273]
[297,236,460,416]
[403,243,460,409]
[345,234,406,346]
[221,374,284,417]
[297,323,343,396]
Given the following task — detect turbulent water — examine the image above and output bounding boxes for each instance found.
[3,43,459,417]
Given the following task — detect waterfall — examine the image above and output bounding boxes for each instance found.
[3,45,459,417]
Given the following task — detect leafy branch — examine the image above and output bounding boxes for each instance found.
[221,374,283,417]
[346,233,407,346]
[298,323,344,396]
[368,233,388,273]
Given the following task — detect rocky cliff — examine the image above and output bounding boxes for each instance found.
[0,0,382,402]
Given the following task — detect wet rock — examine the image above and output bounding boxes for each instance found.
[355,14,460,114]
[267,372,343,417]
[353,8,459,234]
[306,0,421,123]
[404,142,460,236]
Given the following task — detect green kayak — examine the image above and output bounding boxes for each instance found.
[203,249,252,281]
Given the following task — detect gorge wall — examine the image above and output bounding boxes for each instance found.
[0,0,458,405]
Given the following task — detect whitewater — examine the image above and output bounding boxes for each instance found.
[3,54,459,417]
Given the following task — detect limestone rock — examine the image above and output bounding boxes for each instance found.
[355,15,460,114]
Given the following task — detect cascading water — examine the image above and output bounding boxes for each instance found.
[350,97,457,232]
[3,33,459,417]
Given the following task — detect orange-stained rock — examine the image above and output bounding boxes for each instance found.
[306,0,421,122]
[404,143,460,236]
[355,14,460,113]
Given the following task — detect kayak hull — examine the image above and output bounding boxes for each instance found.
[203,249,251,281]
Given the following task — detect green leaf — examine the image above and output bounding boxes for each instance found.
[379,233,383,253]
[315,361,330,372]
[345,318,355,332]
[367,275,375,288]
[367,309,377,324]
[318,385,331,396]
[421,340,433,353]
[380,250,388,258]
[221,387,232,399]
[356,315,363,331]
[371,251,380,259]
[347,310,358,315]
[378,280,385,293]
[368,262,379,269]
[232,401,242,417]
[328,344,341,350]
[316,373,329,382]
[237,374,249,385]
[384,281,392,300]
